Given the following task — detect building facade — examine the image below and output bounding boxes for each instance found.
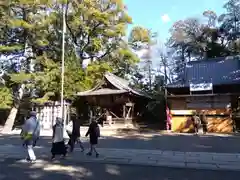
[167,56,240,133]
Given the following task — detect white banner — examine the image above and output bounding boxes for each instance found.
[171,110,194,115]
[190,83,213,91]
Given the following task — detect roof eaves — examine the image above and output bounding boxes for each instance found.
[104,72,151,98]
[77,89,127,96]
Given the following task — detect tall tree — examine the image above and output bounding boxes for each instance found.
[105,41,140,78]
[0,0,58,132]
[129,26,157,90]
[129,26,152,50]
[65,0,132,63]
[156,48,174,85]
[166,8,233,83]
[219,0,240,53]
[0,0,146,132]
[201,10,230,58]
[203,10,217,27]
[166,19,200,83]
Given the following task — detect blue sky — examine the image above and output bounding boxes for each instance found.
[124,0,228,43]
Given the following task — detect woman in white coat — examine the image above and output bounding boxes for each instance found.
[51,117,67,160]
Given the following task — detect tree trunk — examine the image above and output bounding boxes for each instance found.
[148,60,152,90]
[1,106,19,134]
[1,9,30,134]
[163,62,167,85]
[1,84,25,134]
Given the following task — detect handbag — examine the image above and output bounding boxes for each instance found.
[66,121,73,134]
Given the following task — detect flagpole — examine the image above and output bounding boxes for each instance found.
[61,3,66,125]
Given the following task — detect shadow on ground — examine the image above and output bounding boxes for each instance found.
[0,157,239,180]
[1,132,240,153]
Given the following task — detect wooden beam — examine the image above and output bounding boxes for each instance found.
[168,93,240,98]
[110,111,120,119]
[132,104,135,118]
[126,107,132,119]
[95,112,104,121]
[123,105,126,119]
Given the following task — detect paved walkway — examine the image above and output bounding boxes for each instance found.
[2,128,238,138]
[0,145,240,171]
[1,128,122,137]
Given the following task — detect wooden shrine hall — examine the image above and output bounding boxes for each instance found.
[167,56,240,133]
[77,72,151,126]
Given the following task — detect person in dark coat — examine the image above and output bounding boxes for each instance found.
[192,112,201,134]
[200,111,208,134]
[67,115,84,152]
[85,120,100,157]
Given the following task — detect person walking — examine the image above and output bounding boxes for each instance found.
[192,112,201,135]
[66,115,84,152]
[21,111,40,162]
[85,120,100,157]
[166,106,172,132]
[51,117,67,160]
[200,111,208,134]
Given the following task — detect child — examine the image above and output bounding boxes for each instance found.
[85,120,100,157]
[51,117,67,160]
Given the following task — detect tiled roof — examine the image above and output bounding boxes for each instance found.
[167,56,240,88]
[77,72,151,98]
[104,72,146,97]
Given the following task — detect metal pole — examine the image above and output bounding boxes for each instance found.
[61,3,66,124]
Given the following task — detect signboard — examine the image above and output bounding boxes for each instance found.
[171,110,194,115]
[190,83,213,91]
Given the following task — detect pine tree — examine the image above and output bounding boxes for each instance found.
[0,0,56,132]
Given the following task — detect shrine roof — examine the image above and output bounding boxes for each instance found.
[167,56,240,88]
[77,72,151,98]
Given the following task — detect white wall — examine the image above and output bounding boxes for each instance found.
[35,102,70,130]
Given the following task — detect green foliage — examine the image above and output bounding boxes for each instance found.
[33,56,61,94]
[0,87,13,109]
[31,92,54,105]
[129,26,152,49]
[105,41,140,78]
[10,72,32,84]
[0,0,56,53]
[65,0,132,61]
[0,0,151,108]
[86,61,113,85]
[0,45,23,53]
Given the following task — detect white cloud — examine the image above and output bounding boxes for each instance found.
[161,14,171,23]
